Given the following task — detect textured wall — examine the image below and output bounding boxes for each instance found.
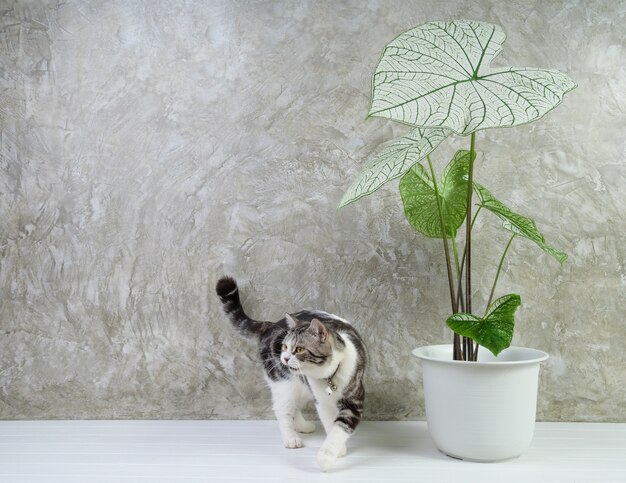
[1,0,624,421]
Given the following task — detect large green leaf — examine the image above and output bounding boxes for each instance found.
[369,20,577,135]
[446,293,521,356]
[339,127,450,207]
[473,183,567,263]
[399,150,472,238]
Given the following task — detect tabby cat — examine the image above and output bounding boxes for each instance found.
[215,276,367,471]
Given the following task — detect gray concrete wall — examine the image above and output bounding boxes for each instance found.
[1,0,624,421]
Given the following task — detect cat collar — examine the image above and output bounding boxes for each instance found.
[325,364,340,396]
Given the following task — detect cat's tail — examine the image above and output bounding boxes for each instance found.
[215,276,270,338]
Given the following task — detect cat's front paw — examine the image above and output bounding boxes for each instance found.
[317,446,338,472]
[283,435,304,449]
[338,444,347,457]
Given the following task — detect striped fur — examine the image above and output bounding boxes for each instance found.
[215,276,367,471]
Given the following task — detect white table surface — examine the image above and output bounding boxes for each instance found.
[0,420,624,482]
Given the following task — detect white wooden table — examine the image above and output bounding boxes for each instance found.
[0,420,624,482]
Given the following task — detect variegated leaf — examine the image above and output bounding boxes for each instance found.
[446,293,521,356]
[473,183,567,263]
[399,150,472,238]
[369,20,576,135]
[339,127,450,207]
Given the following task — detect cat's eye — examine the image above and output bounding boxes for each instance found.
[295,347,305,354]
[281,344,287,351]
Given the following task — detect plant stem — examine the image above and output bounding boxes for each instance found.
[451,237,462,295]
[426,155,462,360]
[466,337,473,361]
[427,155,457,312]
[470,235,514,360]
[454,207,481,313]
[451,238,464,359]
[463,133,477,361]
[465,133,476,316]
[451,237,465,313]
[452,238,465,312]
[485,234,516,313]
[453,333,462,360]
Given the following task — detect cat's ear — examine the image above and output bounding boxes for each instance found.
[308,318,328,343]
[285,313,299,328]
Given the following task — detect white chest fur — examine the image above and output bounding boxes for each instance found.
[307,331,358,402]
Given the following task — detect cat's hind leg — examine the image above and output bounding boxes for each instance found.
[294,411,316,433]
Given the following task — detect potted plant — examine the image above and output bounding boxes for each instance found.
[339,20,576,461]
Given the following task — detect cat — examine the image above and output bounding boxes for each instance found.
[215,276,367,472]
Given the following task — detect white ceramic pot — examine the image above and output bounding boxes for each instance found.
[413,344,548,462]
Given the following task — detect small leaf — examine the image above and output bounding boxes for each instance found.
[446,293,521,356]
[540,245,568,264]
[400,150,472,238]
[474,183,567,263]
[369,20,576,135]
[339,128,450,207]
